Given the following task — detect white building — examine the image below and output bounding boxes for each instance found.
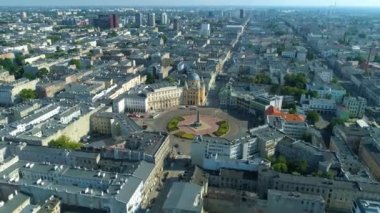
[266,106,308,139]
[1,160,143,213]
[113,83,183,113]
[161,12,168,25]
[200,23,211,37]
[191,135,259,169]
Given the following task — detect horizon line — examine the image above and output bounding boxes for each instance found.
[1,4,380,8]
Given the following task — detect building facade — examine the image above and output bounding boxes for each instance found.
[343,96,367,118]
[183,72,206,106]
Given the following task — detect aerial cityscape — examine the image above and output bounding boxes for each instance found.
[0,1,380,213]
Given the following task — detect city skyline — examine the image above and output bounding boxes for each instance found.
[0,0,379,7]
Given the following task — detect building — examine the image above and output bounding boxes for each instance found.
[0,191,31,213]
[6,142,101,170]
[307,84,346,103]
[0,78,39,106]
[208,169,258,192]
[161,12,168,25]
[343,96,367,118]
[258,168,380,212]
[266,106,308,139]
[191,133,273,172]
[113,82,183,113]
[183,72,206,106]
[301,95,337,115]
[204,187,266,213]
[353,199,380,213]
[240,9,245,19]
[90,111,142,137]
[0,69,15,83]
[276,137,333,171]
[148,13,156,27]
[200,23,211,37]
[163,182,205,213]
[93,14,119,29]
[173,17,181,31]
[220,85,283,115]
[267,190,325,213]
[191,135,258,167]
[135,13,143,28]
[2,161,143,213]
[359,137,380,181]
[250,125,285,158]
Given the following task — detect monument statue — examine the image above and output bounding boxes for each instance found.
[192,110,202,128]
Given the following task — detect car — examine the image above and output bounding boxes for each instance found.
[179,106,186,109]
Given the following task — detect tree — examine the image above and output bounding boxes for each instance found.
[253,73,272,84]
[69,59,81,69]
[273,163,288,173]
[306,90,319,98]
[47,35,61,44]
[306,111,320,124]
[284,73,308,89]
[37,68,49,78]
[306,51,315,61]
[19,89,37,101]
[145,73,155,84]
[330,118,346,127]
[166,76,176,84]
[277,44,285,55]
[107,31,118,38]
[374,55,380,63]
[49,135,82,150]
[161,35,168,44]
[297,160,308,175]
[302,133,312,143]
[358,33,366,39]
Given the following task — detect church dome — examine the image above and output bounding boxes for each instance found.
[187,72,200,81]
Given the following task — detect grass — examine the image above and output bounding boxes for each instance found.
[174,131,195,140]
[214,120,229,137]
[167,116,185,132]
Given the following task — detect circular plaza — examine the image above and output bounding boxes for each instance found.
[147,107,249,140]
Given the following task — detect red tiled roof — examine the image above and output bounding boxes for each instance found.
[266,106,305,122]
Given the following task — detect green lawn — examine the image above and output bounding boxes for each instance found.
[167,116,185,132]
[174,131,195,140]
[214,120,229,137]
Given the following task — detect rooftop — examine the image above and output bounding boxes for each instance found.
[163,182,203,212]
[356,199,380,213]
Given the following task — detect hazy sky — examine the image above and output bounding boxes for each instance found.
[0,0,379,7]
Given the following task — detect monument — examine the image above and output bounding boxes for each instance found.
[192,110,202,128]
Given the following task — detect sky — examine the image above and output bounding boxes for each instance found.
[0,0,379,7]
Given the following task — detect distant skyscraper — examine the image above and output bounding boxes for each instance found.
[109,14,119,28]
[240,9,245,19]
[148,13,156,27]
[161,12,168,25]
[135,12,143,28]
[93,14,119,29]
[208,11,214,18]
[20,12,27,19]
[200,23,211,37]
[173,17,181,31]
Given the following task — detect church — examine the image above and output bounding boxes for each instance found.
[183,71,206,106]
